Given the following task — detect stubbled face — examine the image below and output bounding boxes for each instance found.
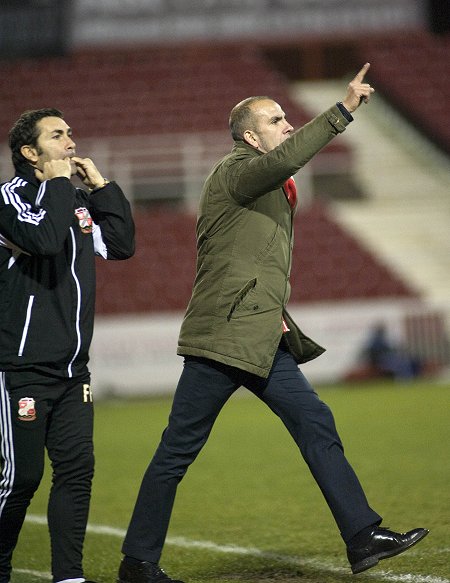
[246,99,294,153]
[26,116,77,174]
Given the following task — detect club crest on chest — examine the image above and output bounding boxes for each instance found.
[74,207,93,233]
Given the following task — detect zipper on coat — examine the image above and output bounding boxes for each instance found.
[67,227,82,378]
[18,295,34,356]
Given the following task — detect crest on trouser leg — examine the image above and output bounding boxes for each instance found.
[18,397,36,421]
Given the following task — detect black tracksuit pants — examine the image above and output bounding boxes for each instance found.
[0,371,94,583]
[122,341,382,563]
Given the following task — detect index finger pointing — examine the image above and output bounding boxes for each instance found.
[354,62,371,82]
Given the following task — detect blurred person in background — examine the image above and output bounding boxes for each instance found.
[363,322,422,380]
[0,108,135,583]
[117,64,428,583]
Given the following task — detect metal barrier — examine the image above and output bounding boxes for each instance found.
[1,132,351,210]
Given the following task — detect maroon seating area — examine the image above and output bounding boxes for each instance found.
[2,34,446,152]
[0,41,422,314]
[360,31,450,155]
[95,204,417,315]
[0,43,346,151]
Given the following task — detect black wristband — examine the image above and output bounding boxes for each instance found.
[336,102,354,122]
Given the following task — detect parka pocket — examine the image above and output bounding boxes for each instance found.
[227,278,257,321]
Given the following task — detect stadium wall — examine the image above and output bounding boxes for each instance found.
[89,297,449,398]
[72,0,426,47]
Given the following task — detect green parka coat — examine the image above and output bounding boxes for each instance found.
[177,104,350,378]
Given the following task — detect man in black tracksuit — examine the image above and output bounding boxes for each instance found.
[0,108,135,583]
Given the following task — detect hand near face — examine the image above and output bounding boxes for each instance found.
[342,63,375,113]
[35,158,72,182]
[72,156,108,190]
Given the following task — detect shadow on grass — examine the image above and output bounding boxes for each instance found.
[170,552,364,583]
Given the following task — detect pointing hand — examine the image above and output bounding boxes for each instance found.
[342,63,375,113]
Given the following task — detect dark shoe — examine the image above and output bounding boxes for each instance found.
[117,559,185,583]
[347,526,429,574]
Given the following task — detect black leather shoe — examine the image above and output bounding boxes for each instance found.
[117,559,185,583]
[347,526,429,574]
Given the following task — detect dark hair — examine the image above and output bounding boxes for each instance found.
[228,96,270,141]
[8,108,64,171]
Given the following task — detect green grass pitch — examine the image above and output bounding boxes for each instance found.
[12,379,450,582]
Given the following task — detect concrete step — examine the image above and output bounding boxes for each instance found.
[289,79,450,308]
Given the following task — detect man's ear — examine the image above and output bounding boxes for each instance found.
[20,144,39,164]
[243,130,259,149]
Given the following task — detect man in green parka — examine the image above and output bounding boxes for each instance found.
[117,64,428,583]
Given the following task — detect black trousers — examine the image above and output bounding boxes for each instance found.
[122,343,381,563]
[0,371,95,583]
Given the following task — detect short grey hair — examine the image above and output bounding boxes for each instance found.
[228,96,271,141]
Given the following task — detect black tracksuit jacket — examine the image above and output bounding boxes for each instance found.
[0,163,135,379]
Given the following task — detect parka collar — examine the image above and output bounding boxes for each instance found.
[232,139,262,155]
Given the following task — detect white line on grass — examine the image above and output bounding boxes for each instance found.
[23,514,448,583]
[14,568,51,580]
